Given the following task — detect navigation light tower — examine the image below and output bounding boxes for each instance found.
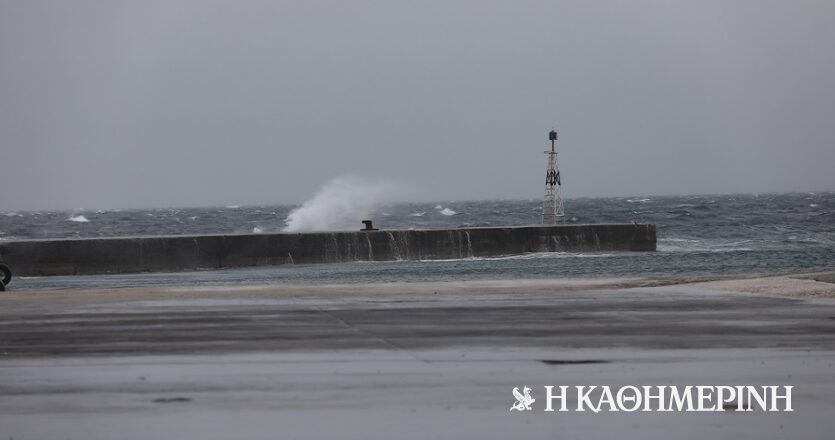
[542,129,565,224]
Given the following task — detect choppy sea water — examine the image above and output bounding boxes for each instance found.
[3,193,834,290]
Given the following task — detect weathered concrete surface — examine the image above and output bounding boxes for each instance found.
[0,281,834,439]
[0,223,655,276]
[1,282,834,356]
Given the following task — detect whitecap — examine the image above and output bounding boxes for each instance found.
[626,198,651,203]
[67,215,89,223]
[810,204,819,207]
[252,226,263,233]
[189,216,198,221]
[434,205,443,210]
[410,212,426,217]
[440,208,456,216]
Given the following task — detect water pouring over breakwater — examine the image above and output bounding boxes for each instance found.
[0,224,655,276]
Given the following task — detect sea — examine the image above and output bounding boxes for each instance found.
[2,192,834,291]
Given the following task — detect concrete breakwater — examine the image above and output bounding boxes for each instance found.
[0,224,655,276]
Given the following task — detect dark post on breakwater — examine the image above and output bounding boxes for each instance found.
[0,224,655,277]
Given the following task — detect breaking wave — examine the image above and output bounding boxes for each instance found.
[282,176,403,232]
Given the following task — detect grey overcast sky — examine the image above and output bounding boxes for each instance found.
[2,0,834,211]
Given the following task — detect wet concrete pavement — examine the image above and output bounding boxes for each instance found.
[1,282,835,439]
[3,285,835,356]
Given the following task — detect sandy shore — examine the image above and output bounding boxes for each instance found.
[0,277,647,305]
[4,270,835,305]
[686,271,835,299]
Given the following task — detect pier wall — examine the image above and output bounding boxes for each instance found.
[0,224,655,276]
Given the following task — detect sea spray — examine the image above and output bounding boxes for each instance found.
[282,176,403,232]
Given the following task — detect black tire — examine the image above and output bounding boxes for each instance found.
[0,264,11,287]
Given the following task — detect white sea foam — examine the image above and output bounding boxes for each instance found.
[434,205,443,210]
[440,208,456,216]
[627,198,651,203]
[282,176,403,232]
[67,215,89,223]
[416,251,623,263]
[809,204,819,207]
[657,237,759,253]
[410,212,426,217]
[252,226,263,233]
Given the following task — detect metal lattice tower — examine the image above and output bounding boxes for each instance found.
[542,129,565,224]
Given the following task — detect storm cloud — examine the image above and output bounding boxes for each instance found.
[2,0,834,210]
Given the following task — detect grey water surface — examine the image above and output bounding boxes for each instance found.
[3,193,833,290]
